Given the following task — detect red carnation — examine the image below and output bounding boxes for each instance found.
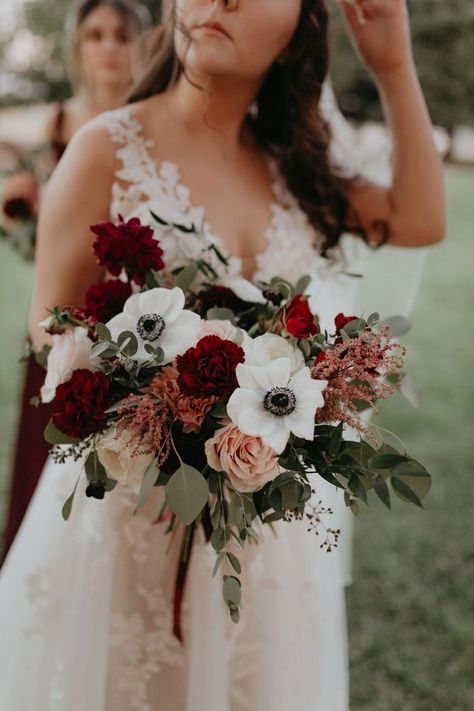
[284,293,319,339]
[91,215,164,285]
[84,279,132,323]
[335,313,359,335]
[315,351,327,364]
[176,335,245,399]
[52,369,111,439]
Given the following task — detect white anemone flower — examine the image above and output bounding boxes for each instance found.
[106,287,201,364]
[242,332,304,374]
[227,357,327,454]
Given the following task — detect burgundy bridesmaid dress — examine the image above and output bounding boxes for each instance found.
[2,104,67,561]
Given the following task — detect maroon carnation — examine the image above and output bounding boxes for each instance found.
[284,293,319,339]
[176,335,245,399]
[314,351,327,364]
[52,369,111,439]
[335,313,358,335]
[91,215,164,285]
[84,279,132,323]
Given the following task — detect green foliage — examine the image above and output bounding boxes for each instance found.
[330,0,474,130]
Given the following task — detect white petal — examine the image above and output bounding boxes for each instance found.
[218,276,267,304]
[159,311,201,362]
[235,364,266,394]
[122,292,143,318]
[161,287,186,323]
[106,313,137,339]
[227,389,262,429]
[259,418,292,454]
[137,288,171,318]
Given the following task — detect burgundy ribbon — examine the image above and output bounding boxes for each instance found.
[172,504,213,643]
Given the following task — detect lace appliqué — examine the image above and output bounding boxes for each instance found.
[101,107,347,286]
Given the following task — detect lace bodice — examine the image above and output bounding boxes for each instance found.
[100,107,352,287]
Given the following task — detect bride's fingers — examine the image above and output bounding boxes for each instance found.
[336,0,367,26]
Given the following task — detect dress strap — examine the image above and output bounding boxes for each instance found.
[101,107,157,186]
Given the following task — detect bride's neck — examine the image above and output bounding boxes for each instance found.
[166,74,259,147]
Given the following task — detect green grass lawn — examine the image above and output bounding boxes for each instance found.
[0,165,472,709]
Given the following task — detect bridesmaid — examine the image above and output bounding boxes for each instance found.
[1,0,150,561]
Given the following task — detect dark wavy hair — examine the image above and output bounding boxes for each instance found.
[130,0,371,252]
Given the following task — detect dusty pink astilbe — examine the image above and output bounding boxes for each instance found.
[115,394,171,465]
[311,328,405,435]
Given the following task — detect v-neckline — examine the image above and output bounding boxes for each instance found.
[127,109,289,280]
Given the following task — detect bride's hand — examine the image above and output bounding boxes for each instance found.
[337,0,414,78]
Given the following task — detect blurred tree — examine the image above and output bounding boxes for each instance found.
[330,0,474,132]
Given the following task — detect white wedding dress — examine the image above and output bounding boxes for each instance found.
[0,108,371,710]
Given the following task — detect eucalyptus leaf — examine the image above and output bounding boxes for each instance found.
[329,422,344,456]
[176,261,199,290]
[212,552,225,577]
[295,274,312,294]
[367,312,380,327]
[95,322,112,342]
[166,464,209,525]
[369,453,411,470]
[117,330,138,357]
[44,419,80,445]
[391,476,423,507]
[399,373,420,408]
[62,473,82,521]
[211,527,227,552]
[348,474,368,504]
[379,315,412,337]
[373,474,391,509]
[223,575,241,606]
[206,307,236,322]
[226,552,242,575]
[134,459,159,514]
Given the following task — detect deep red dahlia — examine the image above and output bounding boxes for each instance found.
[334,313,358,335]
[176,335,245,399]
[284,293,319,339]
[91,215,164,285]
[84,279,132,323]
[52,369,111,439]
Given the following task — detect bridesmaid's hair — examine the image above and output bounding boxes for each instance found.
[65,0,151,90]
[130,0,372,252]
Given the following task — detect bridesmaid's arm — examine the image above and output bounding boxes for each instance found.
[29,122,115,349]
[338,0,447,247]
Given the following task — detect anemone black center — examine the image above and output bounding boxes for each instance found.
[263,386,296,417]
[136,313,165,342]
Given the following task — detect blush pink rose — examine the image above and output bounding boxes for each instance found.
[205,423,279,493]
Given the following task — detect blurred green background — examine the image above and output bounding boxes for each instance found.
[0,1,473,709]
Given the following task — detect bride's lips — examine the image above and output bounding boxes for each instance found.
[196,21,231,39]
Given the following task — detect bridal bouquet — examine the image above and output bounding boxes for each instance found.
[37,213,431,637]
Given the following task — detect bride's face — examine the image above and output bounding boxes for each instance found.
[174,0,302,82]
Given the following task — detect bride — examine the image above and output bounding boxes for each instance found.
[0,1,445,709]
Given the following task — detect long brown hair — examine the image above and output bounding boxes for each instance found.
[131,0,371,252]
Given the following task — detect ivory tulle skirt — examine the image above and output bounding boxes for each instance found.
[0,453,350,710]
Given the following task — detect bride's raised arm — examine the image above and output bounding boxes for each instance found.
[29,123,115,348]
[338,0,446,247]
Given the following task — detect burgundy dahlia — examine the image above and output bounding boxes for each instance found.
[91,215,164,285]
[176,335,245,399]
[84,279,132,323]
[52,369,111,439]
